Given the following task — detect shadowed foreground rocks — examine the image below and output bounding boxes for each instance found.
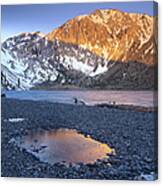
[1,98,158,180]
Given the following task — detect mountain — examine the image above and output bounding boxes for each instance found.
[1,9,157,90]
[1,31,110,90]
[1,32,58,89]
[47,9,157,65]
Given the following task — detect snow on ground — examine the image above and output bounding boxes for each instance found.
[4,118,25,123]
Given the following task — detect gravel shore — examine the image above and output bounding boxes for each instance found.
[1,98,158,180]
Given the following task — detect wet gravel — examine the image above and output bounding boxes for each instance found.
[1,98,158,180]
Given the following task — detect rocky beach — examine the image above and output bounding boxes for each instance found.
[1,98,158,180]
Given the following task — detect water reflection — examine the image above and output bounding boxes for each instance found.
[16,129,114,164]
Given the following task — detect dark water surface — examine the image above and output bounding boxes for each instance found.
[14,129,114,164]
[6,90,157,107]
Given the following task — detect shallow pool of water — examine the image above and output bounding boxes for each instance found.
[15,128,114,164]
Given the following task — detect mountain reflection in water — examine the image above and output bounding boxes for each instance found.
[15,129,114,164]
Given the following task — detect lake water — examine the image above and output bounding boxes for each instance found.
[5,90,157,107]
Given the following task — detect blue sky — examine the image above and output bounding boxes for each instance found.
[1,1,157,41]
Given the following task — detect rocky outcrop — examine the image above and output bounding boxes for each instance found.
[47,9,157,66]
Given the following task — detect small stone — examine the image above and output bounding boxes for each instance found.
[144,156,152,163]
[106,162,111,166]
[34,139,38,143]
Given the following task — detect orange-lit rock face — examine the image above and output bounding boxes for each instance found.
[47,9,157,65]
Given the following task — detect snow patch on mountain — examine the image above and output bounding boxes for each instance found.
[1,32,110,90]
[1,33,59,89]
